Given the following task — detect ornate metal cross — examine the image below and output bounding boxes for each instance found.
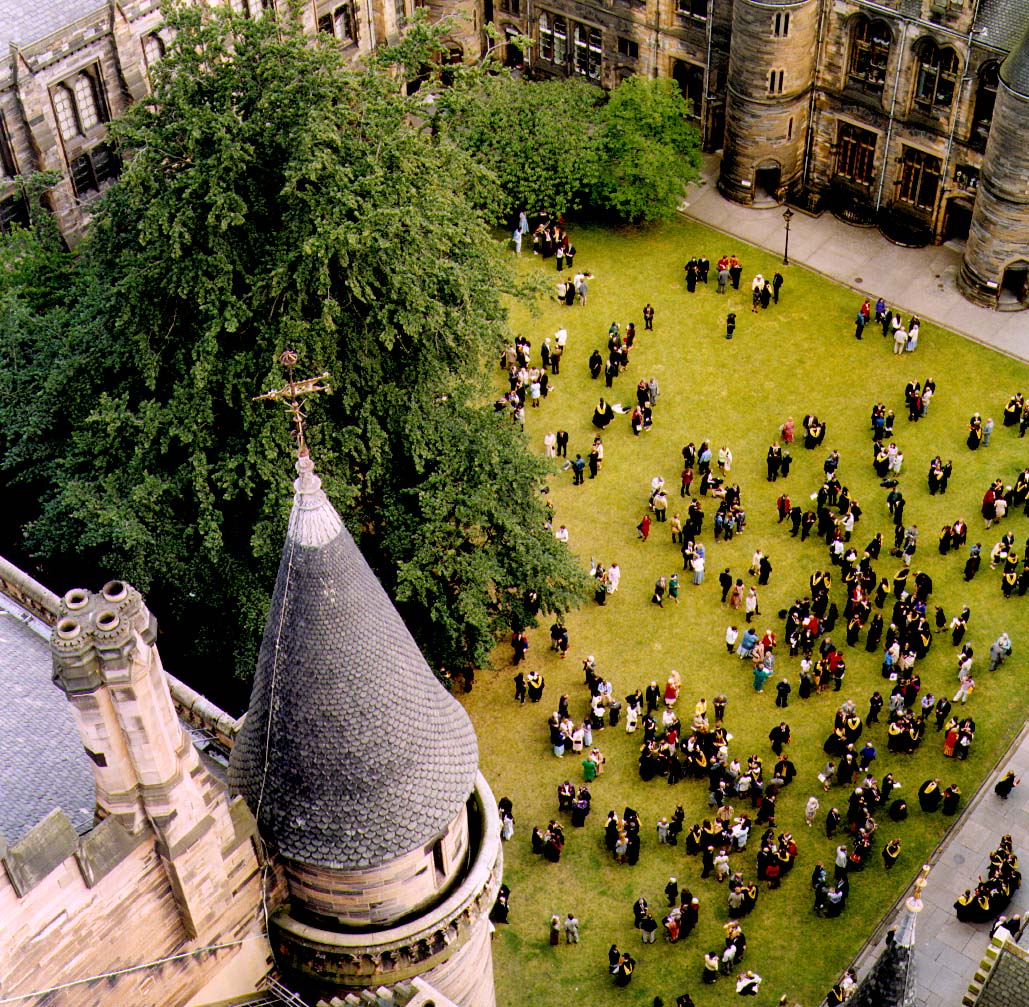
[254,349,331,455]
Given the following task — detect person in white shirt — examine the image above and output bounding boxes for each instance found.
[606,563,621,593]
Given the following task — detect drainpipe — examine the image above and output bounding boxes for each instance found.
[703,0,713,144]
[653,0,661,79]
[938,28,975,234]
[801,0,828,191]
[939,0,983,212]
[366,0,377,48]
[875,18,907,211]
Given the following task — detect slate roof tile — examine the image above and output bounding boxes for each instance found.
[999,22,1029,96]
[0,605,94,843]
[973,0,1029,56]
[0,0,106,50]
[229,454,479,870]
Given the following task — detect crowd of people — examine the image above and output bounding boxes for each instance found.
[953,835,1022,923]
[854,297,921,355]
[491,232,1025,1004]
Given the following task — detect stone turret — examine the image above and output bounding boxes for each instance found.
[719,0,819,205]
[959,24,1029,309]
[230,453,501,1006]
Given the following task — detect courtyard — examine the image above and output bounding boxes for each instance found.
[461,215,1029,1006]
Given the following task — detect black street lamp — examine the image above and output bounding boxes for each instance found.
[782,207,794,266]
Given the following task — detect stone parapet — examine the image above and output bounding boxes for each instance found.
[963,936,1029,1007]
[285,807,470,927]
[271,774,502,1007]
[0,553,61,623]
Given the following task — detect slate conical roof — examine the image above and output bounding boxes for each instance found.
[846,942,912,1007]
[1000,23,1029,98]
[847,887,921,1007]
[229,453,479,870]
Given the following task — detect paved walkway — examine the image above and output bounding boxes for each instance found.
[851,718,1029,1007]
[680,154,1029,364]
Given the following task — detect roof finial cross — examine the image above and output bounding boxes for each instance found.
[254,350,331,456]
[912,863,931,901]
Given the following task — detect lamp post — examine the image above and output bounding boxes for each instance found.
[782,207,794,266]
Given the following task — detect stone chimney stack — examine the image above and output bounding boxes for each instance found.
[52,581,231,937]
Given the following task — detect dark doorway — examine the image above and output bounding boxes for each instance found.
[999,261,1029,309]
[754,163,782,204]
[672,61,704,121]
[942,198,972,243]
[504,29,523,67]
[707,102,725,150]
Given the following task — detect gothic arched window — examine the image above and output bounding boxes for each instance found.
[538,13,553,62]
[74,75,100,132]
[847,16,891,96]
[143,33,166,69]
[553,15,568,64]
[574,24,588,75]
[913,39,959,115]
[588,27,602,79]
[52,70,106,142]
[970,61,999,148]
[52,85,78,141]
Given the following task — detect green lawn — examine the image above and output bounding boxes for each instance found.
[460,217,1028,1007]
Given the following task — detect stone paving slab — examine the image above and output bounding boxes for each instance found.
[918,957,966,998]
[851,733,1029,1006]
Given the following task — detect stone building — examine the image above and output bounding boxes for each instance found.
[0,0,475,244]
[0,446,501,1007]
[0,562,271,1007]
[2,0,1024,305]
[492,0,1029,309]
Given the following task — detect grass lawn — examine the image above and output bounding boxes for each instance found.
[459,217,1029,1007]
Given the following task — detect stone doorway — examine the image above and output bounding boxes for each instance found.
[754,162,782,206]
[998,261,1029,310]
[504,29,523,68]
[942,198,972,244]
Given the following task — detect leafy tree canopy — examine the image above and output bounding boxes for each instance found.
[436,67,701,225]
[595,76,702,223]
[0,2,588,698]
[435,72,606,223]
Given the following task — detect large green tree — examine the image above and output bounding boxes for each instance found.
[434,72,605,222]
[435,69,701,225]
[0,3,588,696]
[594,76,701,222]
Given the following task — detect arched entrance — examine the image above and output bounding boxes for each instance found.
[753,161,782,205]
[998,260,1029,310]
[942,197,973,244]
